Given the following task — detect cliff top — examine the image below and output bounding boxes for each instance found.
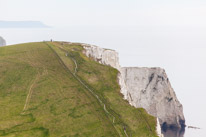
[0,41,158,137]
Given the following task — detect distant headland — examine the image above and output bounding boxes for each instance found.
[0,21,51,28]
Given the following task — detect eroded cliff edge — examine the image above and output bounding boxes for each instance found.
[0,36,6,47]
[82,43,185,134]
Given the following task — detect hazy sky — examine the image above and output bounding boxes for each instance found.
[1,0,206,27]
[1,1,206,136]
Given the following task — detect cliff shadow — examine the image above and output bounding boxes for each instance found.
[162,127,185,137]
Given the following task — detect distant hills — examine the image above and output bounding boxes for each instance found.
[0,21,50,28]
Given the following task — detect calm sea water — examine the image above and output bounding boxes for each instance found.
[0,26,206,137]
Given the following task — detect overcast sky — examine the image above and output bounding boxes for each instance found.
[1,0,206,27]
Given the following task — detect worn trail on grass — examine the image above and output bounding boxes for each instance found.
[47,42,154,136]
[69,52,129,137]
[23,72,39,112]
[52,43,129,137]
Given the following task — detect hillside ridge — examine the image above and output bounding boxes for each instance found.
[0,42,158,137]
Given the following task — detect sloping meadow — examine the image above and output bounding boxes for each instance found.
[0,42,157,137]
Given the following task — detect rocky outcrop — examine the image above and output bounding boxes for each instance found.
[82,43,185,135]
[0,36,6,47]
[121,67,185,129]
[82,44,121,70]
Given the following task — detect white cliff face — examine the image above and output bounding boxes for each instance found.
[82,44,121,70]
[157,118,164,137]
[82,43,185,135]
[121,67,185,129]
[0,36,6,47]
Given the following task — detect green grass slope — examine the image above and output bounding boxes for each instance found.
[0,42,158,137]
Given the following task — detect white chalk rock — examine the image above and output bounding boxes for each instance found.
[82,43,185,134]
[121,67,185,129]
[82,44,121,70]
[156,118,164,137]
[0,36,6,47]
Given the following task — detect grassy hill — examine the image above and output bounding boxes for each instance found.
[0,42,158,137]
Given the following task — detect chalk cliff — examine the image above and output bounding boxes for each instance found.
[121,67,185,129]
[0,36,6,47]
[82,43,185,135]
[82,44,121,70]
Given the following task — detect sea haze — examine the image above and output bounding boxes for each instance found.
[0,21,50,28]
